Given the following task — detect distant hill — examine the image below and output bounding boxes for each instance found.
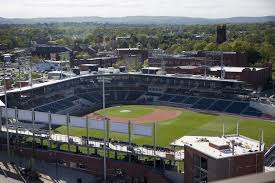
[0,16,274,25]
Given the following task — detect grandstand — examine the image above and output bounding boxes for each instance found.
[1,73,269,119]
[265,144,275,167]
[0,73,274,182]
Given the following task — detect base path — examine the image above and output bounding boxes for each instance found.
[87,108,182,124]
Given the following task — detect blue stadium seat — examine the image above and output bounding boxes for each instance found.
[208,100,232,112]
[182,96,200,105]
[242,107,263,117]
[158,94,174,102]
[225,102,249,114]
[192,98,215,110]
[170,96,187,103]
[127,91,144,101]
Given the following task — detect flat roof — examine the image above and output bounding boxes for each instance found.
[80,64,98,66]
[171,135,264,159]
[45,60,69,64]
[0,73,244,96]
[142,67,161,70]
[116,48,142,51]
[174,66,200,69]
[85,56,117,61]
[210,66,264,73]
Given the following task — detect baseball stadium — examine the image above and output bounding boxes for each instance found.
[1,73,275,182]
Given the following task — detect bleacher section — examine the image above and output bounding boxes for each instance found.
[225,102,249,114]
[35,96,79,113]
[126,91,144,101]
[149,93,263,118]
[208,100,232,112]
[158,94,174,102]
[192,98,215,110]
[78,93,98,103]
[242,107,263,117]
[169,96,187,103]
[182,96,200,105]
[265,144,275,167]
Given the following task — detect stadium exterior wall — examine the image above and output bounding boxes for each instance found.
[3,145,169,183]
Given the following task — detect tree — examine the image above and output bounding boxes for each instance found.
[128,60,143,71]
[259,43,274,62]
[31,55,43,64]
[204,42,218,51]
[232,40,251,52]
[193,41,207,51]
[113,59,127,69]
[143,59,149,67]
[75,52,90,59]
[218,42,233,51]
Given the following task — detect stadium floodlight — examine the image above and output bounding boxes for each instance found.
[97,76,112,182]
[2,53,11,160]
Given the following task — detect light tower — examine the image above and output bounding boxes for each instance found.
[2,53,12,159]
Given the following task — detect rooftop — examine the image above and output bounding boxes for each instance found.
[142,67,161,70]
[210,66,264,73]
[171,135,264,159]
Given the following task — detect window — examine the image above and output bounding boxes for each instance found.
[193,154,208,183]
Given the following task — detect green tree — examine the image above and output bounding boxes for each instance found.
[113,59,127,69]
[143,59,149,67]
[128,60,142,71]
[259,43,274,62]
[218,42,233,51]
[193,41,207,51]
[204,42,218,51]
[31,55,43,64]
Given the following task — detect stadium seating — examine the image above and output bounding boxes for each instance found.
[35,96,79,113]
[208,100,232,112]
[192,98,216,110]
[265,144,275,167]
[158,94,174,102]
[170,95,187,103]
[126,91,144,101]
[182,96,200,105]
[78,94,98,103]
[242,107,263,117]
[225,102,249,114]
[117,91,128,101]
[147,92,162,97]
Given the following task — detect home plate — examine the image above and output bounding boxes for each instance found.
[120,110,131,113]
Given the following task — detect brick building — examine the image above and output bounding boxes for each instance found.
[165,65,272,89]
[116,48,148,63]
[72,56,118,68]
[149,51,248,68]
[209,66,272,89]
[171,135,264,183]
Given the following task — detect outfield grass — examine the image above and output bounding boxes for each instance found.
[55,105,275,148]
[96,105,155,118]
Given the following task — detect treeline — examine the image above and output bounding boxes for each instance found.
[0,22,274,66]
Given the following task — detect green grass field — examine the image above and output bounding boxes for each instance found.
[55,105,275,148]
[96,105,155,118]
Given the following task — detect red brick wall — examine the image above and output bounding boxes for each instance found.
[13,147,168,182]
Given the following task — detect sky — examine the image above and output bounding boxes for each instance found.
[0,0,274,18]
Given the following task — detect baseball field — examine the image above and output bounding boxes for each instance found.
[55,105,275,148]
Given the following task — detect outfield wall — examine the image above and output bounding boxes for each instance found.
[1,107,153,136]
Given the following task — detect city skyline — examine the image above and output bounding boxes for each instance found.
[0,0,274,18]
